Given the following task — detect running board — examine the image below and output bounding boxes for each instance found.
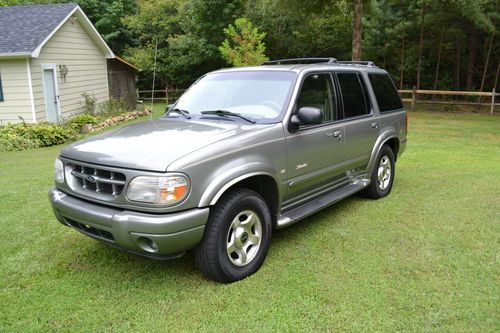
[276,182,365,229]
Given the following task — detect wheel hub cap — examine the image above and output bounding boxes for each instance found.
[226,210,262,267]
[377,155,392,190]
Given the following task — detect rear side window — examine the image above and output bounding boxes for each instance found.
[368,73,403,112]
[336,73,369,119]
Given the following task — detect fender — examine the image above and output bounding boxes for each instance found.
[198,161,280,207]
[366,130,400,176]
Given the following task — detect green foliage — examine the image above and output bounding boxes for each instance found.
[81,93,97,115]
[219,17,268,67]
[73,0,138,54]
[0,133,38,151]
[0,121,78,152]
[2,0,499,91]
[68,113,98,130]
[124,0,241,86]
[98,98,128,116]
[246,0,352,60]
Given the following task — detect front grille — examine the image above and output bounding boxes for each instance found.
[68,163,126,197]
[64,218,115,242]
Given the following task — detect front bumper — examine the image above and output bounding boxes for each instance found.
[49,187,209,259]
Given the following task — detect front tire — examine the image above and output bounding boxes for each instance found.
[360,144,396,199]
[194,188,272,283]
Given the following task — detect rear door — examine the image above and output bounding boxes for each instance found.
[334,71,379,169]
[284,72,346,200]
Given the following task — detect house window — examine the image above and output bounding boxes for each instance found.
[0,72,4,102]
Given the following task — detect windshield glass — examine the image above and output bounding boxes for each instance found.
[173,71,297,123]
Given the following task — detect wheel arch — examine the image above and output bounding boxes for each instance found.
[199,167,281,222]
[366,131,401,176]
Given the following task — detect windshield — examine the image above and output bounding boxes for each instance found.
[173,71,297,123]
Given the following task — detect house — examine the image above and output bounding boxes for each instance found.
[107,57,139,110]
[0,3,115,124]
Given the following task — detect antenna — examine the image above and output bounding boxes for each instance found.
[150,39,158,120]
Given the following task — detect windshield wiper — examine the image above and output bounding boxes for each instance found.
[200,110,255,124]
[166,108,191,119]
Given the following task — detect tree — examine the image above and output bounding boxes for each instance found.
[352,0,363,60]
[219,18,268,66]
[247,0,351,60]
[76,0,138,54]
[125,0,242,87]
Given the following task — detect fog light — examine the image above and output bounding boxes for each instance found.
[136,237,159,253]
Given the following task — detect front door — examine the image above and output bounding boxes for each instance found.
[284,73,346,200]
[43,67,59,123]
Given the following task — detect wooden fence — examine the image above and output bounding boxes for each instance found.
[399,87,499,115]
[138,88,498,115]
[136,89,186,105]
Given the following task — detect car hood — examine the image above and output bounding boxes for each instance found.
[60,119,254,172]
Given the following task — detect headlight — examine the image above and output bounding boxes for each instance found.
[126,175,189,205]
[54,158,64,184]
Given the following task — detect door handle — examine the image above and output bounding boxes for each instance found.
[327,130,342,142]
[326,130,341,137]
[371,122,379,128]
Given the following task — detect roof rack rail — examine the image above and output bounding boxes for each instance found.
[263,58,338,65]
[338,60,377,67]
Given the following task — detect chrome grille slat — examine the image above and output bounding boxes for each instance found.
[70,170,126,185]
[68,163,126,198]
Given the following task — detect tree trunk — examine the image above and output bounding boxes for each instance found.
[480,19,496,92]
[466,27,478,91]
[352,0,363,61]
[400,35,405,88]
[416,2,426,90]
[455,37,461,90]
[433,26,444,91]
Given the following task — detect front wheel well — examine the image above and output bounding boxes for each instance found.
[218,175,279,225]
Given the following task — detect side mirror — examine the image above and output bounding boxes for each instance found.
[289,107,322,132]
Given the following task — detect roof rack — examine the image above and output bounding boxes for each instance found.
[262,58,338,65]
[338,61,377,67]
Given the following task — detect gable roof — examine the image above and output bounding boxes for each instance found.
[0,3,114,59]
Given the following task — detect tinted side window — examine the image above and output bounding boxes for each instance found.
[368,73,403,112]
[337,73,369,119]
[296,73,336,123]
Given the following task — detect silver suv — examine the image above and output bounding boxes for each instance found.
[49,58,407,283]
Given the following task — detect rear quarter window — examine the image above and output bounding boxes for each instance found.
[368,73,403,112]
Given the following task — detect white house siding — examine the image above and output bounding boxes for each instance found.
[30,16,109,122]
[0,59,33,125]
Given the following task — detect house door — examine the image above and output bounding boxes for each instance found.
[43,67,59,123]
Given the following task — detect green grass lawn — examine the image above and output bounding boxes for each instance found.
[0,111,499,332]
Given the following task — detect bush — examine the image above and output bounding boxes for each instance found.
[0,133,38,152]
[0,121,78,152]
[98,98,128,117]
[81,93,97,115]
[68,113,98,130]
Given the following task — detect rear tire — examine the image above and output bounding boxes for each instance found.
[360,144,395,199]
[194,188,272,283]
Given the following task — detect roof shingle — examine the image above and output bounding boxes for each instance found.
[0,3,78,55]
